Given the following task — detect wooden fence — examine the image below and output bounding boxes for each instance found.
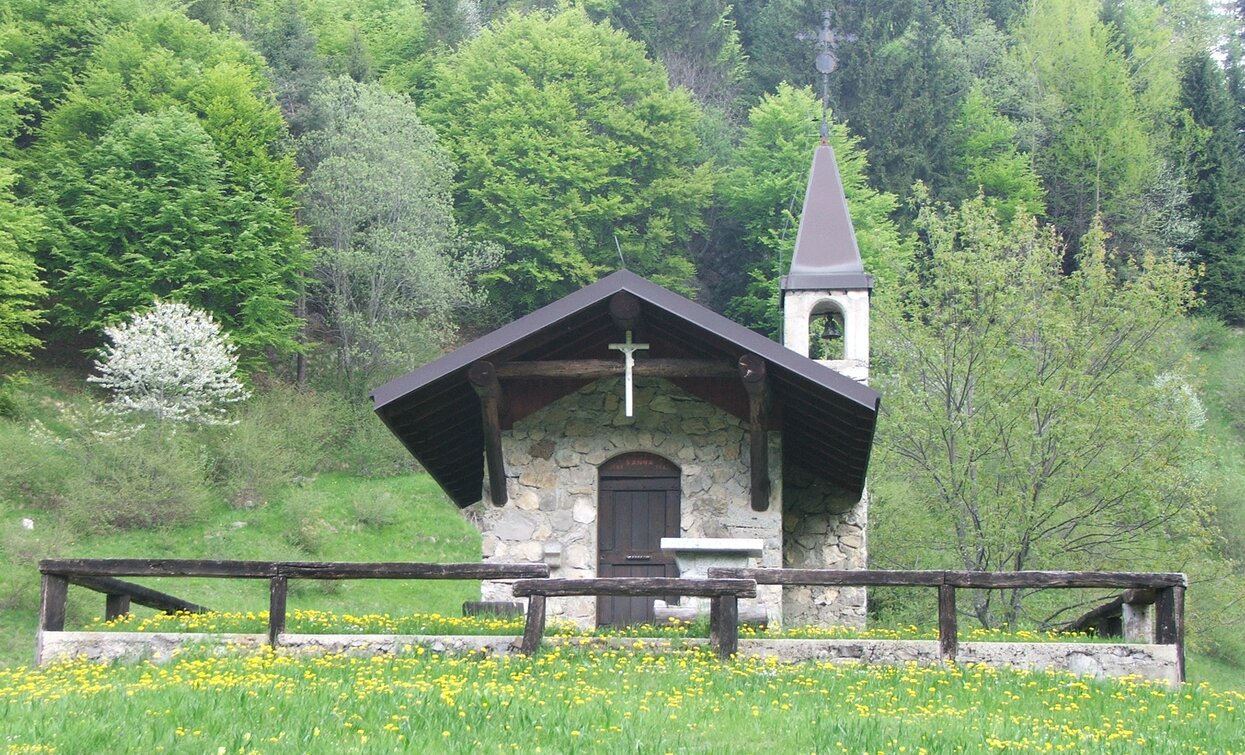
[37,559,549,648]
[708,567,1187,680]
[38,560,1186,679]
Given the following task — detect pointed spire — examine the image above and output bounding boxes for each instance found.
[780,142,872,291]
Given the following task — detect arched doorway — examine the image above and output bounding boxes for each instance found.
[597,452,681,626]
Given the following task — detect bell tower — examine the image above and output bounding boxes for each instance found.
[780,138,872,383]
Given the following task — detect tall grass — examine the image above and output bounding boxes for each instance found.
[1,647,1242,753]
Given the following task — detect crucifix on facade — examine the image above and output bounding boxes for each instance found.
[608,330,649,416]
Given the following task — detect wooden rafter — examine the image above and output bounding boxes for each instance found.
[495,359,736,380]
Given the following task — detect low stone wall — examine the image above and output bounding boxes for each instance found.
[35,632,519,664]
[36,632,1179,685]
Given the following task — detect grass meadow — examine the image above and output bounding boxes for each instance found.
[2,645,1243,754]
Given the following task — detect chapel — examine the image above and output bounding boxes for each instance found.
[372,138,878,627]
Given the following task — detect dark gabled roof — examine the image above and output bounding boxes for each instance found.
[781,142,873,291]
[372,271,880,507]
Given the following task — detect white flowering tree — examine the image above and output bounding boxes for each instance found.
[89,300,249,425]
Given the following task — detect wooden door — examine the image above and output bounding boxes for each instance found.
[597,453,680,627]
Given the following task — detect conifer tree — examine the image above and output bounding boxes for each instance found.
[1179,51,1245,324]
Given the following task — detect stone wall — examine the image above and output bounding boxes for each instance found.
[37,633,1181,684]
[782,461,867,627]
[464,376,783,625]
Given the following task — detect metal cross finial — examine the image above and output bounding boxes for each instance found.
[796,7,855,137]
[608,330,649,417]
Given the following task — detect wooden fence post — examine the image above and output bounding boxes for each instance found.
[268,576,288,648]
[105,593,131,621]
[938,584,958,663]
[35,573,68,666]
[520,595,546,655]
[1155,585,1185,683]
[709,595,739,659]
[39,574,68,632]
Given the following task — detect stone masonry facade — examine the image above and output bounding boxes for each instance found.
[782,462,868,627]
[461,375,868,628]
[464,376,782,625]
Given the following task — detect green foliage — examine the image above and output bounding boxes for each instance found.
[947,85,1045,223]
[1011,0,1193,259]
[721,84,906,336]
[0,166,45,360]
[4,648,1245,750]
[300,77,497,388]
[0,0,159,134]
[872,197,1207,629]
[593,0,747,112]
[1179,51,1245,325]
[425,7,713,314]
[202,384,336,507]
[44,109,302,361]
[32,12,305,362]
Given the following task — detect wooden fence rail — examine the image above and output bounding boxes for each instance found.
[708,567,1187,681]
[37,559,550,652]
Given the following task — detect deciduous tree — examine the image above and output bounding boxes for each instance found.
[34,12,305,361]
[300,77,498,387]
[871,196,1206,628]
[424,8,713,314]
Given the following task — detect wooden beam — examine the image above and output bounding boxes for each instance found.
[608,291,642,332]
[41,559,278,578]
[268,576,288,648]
[708,567,1186,590]
[709,595,739,659]
[277,562,549,580]
[709,568,948,587]
[38,574,68,632]
[511,577,757,599]
[105,593,132,621]
[739,354,771,512]
[938,585,957,663]
[520,594,546,655]
[469,361,507,506]
[69,575,209,615]
[40,559,553,581]
[942,571,1187,590]
[495,359,736,380]
[1155,585,1185,682]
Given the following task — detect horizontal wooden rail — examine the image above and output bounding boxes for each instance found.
[707,568,1187,589]
[512,577,758,658]
[511,577,757,599]
[40,559,551,581]
[707,567,1186,682]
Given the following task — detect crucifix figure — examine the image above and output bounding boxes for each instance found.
[608,330,649,417]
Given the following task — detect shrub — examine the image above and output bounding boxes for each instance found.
[1187,315,1231,352]
[204,386,336,508]
[62,426,212,532]
[89,300,249,426]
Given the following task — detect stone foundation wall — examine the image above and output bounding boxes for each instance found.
[37,633,1180,684]
[465,376,783,625]
[782,462,867,627]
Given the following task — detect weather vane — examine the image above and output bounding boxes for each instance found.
[796,7,854,140]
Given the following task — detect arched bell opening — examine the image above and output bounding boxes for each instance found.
[808,300,846,361]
